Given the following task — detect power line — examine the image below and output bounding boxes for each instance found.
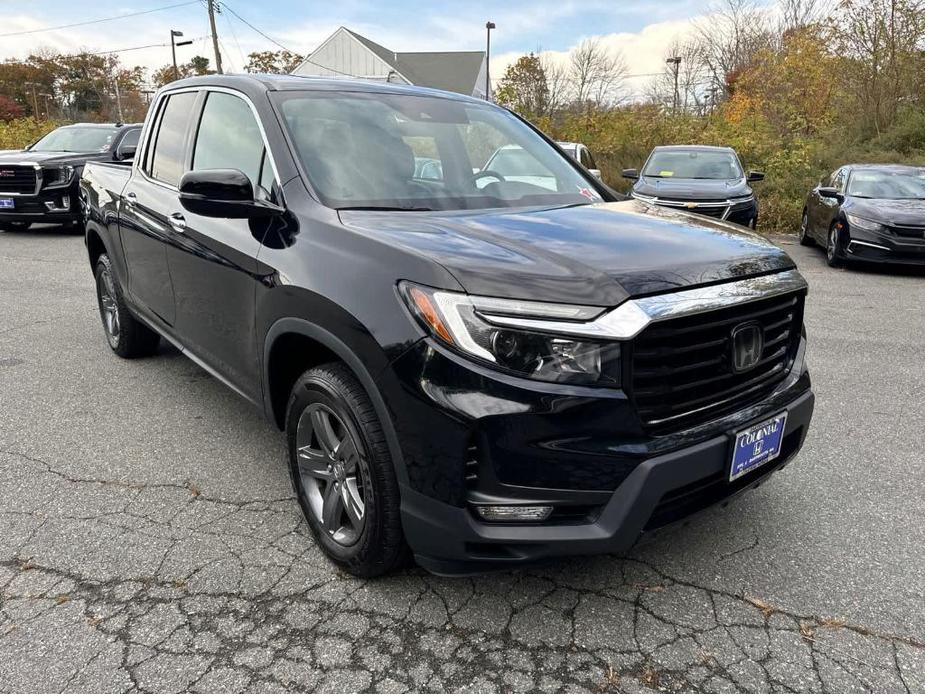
[0,1,200,38]
[218,2,360,79]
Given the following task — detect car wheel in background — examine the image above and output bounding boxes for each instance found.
[799,210,814,246]
[826,222,845,268]
[94,254,160,357]
[286,363,408,577]
[0,222,32,232]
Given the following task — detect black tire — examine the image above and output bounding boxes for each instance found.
[799,210,814,246]
[0,221,31,232]
[64,220,85,235]
[94,254,160,358]
[826,222,845,268]
[286,362,408,577]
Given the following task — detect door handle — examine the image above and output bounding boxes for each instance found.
[168,213,186,232]
[124,191,137,208]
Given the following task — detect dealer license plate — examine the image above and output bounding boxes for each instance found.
[0,199,14,209]
[729,412,788,482]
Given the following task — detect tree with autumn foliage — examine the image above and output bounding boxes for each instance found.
[244,50,303,74]
[495,53,550,120]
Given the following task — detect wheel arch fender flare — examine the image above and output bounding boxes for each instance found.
[262,317,410,487]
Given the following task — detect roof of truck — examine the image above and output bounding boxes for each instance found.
[163,73,487,104]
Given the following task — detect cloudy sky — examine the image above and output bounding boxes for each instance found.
[0,0,760,92]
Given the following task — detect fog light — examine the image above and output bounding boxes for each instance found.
[475,505,553,522]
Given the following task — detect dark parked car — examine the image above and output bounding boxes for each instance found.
[800,164,925,267]
[80,75,813,577]
[623,145,763,228]
[0,122,141,232]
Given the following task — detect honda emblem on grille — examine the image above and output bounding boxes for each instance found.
[0,170,14,178]
[731,322,764,373]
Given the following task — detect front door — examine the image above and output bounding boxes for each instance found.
[164,90,277,402]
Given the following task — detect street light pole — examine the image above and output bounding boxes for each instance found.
[485,21,495,102]
[171,30,183,80]
[666,56,682,113]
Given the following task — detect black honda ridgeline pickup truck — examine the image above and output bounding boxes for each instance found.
[80,75,814,577]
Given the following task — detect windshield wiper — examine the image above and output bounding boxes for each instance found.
[337,205,434,212]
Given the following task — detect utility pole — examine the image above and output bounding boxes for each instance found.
[485,21,495,101]
[208,0,224,74]
[666,56,681,113]
[25,82,39,119]
[113,80,124,123]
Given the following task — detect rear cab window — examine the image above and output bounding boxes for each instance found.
[145,91,198,187]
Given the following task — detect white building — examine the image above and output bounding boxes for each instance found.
[291,27,488,99]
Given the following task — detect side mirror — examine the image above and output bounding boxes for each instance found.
[747,170,765,182]
[115,142,137,161]
[179,169,281,219]
[817,186,843,201]
[622,168,638,180]
[588,168,602,180]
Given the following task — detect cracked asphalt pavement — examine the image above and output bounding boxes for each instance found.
[1,227,924,693]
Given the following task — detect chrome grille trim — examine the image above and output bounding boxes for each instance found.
[480,269,808,342]
[0,162,42,196]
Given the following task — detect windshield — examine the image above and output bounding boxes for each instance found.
[275,91,602,211]
[642,149,743,180]
[847,169,925,199]
[30,126,118,153]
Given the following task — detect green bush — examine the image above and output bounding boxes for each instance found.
[0,118,62,151]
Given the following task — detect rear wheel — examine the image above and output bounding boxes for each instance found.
[94,254,160,357]
[286,363,408,577]
[799,210,814,246]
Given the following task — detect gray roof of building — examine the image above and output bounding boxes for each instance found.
[342,28,484,95]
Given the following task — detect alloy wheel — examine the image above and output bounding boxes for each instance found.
[295,403,368,546]
[98,269,121,348]
[827,226,838,262]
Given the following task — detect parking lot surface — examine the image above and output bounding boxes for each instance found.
[1,227,923,693]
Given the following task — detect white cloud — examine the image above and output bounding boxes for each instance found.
[490,16,704,100]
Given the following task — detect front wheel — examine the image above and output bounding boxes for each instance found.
[799,210,814,246]
[94,254,160,357]
[286,363,408,577]
[826,222,845,268]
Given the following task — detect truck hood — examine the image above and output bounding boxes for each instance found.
[634,176,752,201]
[0,150,95,166]
[339,200,794,305]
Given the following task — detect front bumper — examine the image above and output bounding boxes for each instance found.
[0,186,81,225]
[845,226,925,265]
[383,333,813,574]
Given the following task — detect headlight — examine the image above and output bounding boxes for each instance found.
[845,213,883,233]
[41,165,74,189]
[399,282,621,386]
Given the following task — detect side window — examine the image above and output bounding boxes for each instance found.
[836,170,849,193]
[192,91,268,187]
[583,148,598,171]
[119,129,140,149]
[148,92,197,186]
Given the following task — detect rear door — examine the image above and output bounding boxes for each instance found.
[164,89,277,401]
[120,91,199,326]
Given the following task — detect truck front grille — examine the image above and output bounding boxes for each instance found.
[629,288,805,434]
[0,165,38,195]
